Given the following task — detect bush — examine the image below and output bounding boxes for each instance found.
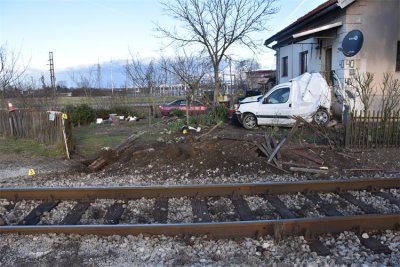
[114,106,138,117]
[209,104,229,123]
[189,114,212,126]
[95,108,112,119]
[170,109,184,117]
[64,104,96,126]
[167,119,186,131]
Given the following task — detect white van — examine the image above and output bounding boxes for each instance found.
[236,72,331,129]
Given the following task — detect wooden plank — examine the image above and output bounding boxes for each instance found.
[89,133,142,171]
[289,167,328,174]
[308,239,331,256]
[254,141,269,157]
[61,203,90,225]
[191,198,211,223]
[397,111,400,147]
[231,197,257,221]
[290,149,324,165]
[268,138,286,163]
[339,193,377,214]
[306,194,342,216]
[380,110,385,148]
[360,237,392,254]
[264,142,282,168]
[271,138,282,160]
[104,203,125,224]
[373,192,400,208]
[263,195,296,219]
[153,198,169,223]
[358,110,362,148]
[375,111,380,148]
[345,111,352,148]
[366,111,370,149]
[18,201,59,225]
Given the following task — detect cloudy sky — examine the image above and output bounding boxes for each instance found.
[1,0,326,73]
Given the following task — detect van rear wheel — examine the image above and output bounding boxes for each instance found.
[242,113,257,129]
[313,109,329,126]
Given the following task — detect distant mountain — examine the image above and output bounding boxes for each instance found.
[26,60,129,89]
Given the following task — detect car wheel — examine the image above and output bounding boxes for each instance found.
[242,113,257,129]
[313,109,330,126]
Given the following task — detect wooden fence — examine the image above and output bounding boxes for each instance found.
[0,110,72,148]
[345,110,400,148]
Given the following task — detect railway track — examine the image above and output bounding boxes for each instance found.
[0,178,399,244]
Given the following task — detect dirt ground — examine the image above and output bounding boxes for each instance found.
[1,118,398,183]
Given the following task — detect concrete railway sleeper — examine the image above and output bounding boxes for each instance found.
[0,178,399,241]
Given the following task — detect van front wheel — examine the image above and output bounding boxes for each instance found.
[242,113,257,129]
[313,109,329,126]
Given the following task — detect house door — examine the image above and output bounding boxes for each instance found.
[325,47,332,85]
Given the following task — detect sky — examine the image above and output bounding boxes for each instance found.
[0,0,327,75]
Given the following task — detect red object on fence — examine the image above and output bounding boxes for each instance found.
[7,100,15,112]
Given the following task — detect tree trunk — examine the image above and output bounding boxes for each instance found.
[213,66,220,104]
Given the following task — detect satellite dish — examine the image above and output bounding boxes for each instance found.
[342,30,364,57]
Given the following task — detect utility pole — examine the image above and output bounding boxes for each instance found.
[110,58,114,95]
[48,52,56,97]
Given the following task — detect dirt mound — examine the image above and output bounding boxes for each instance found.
[80,122,400,180]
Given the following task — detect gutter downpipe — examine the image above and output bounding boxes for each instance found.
[265,45,279,82]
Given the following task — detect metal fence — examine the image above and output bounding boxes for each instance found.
[345,110,400,148]
[0,110,72,147]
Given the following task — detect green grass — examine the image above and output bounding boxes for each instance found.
[0,136,65,158]
[73,124,135,157]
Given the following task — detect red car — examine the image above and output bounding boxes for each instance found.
[159,99,208,116]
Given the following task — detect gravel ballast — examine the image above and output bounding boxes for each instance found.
[1,231,399,266]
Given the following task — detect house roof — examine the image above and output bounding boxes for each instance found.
[264,0,339,47]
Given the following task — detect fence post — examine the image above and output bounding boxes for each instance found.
[345,110,352,148]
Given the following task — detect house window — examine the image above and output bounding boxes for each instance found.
[300,51,308,74]
[282,57,288,77]
[396,41,400,72]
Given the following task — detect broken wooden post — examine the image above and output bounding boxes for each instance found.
[89,132,143,171]
[268,138,286,163]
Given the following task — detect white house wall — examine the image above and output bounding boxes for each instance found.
[344,0,400,82]
[277,38,321,83]
[274,0,400,108]
[341,0,400,108]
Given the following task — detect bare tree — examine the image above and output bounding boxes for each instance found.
[349,71,375,114]
[162,51,211,124]
[69,66,97,97]
[0,43,29,98]
[157,0,278,103]
[380,72,400,120]
[125,53,160,125]
[235,58,260,91]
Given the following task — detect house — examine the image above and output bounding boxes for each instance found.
[264,0,400,107]
[244,70,276,92]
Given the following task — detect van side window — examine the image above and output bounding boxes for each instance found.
[264,87,290,104]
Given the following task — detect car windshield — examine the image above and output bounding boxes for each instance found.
[167,100,184,106]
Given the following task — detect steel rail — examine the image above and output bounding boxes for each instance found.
[0,214,398,238]
[0,178,399,201]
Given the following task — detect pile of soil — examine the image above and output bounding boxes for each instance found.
[90,122,400,179]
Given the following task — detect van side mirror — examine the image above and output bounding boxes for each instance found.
[262,98,269,104]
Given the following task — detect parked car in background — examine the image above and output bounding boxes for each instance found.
[159,99,208,116]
